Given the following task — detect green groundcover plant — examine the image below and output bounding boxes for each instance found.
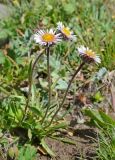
[0,0,114,159]
[0,20,101,158]
[84,109,115,160]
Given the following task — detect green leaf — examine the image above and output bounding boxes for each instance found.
[92,67,107,81]
[46,122,67,135]
[25,145,36,160]
[50,56,60,70]
[84,109,105,126]
[30,107,43,117]
[0,51,5,64]
[18,145,37,160]
[8,147,15,159]
[39,78,48,88]
[63,3,75,14]
[41,138,56,157]
[56,79,68,90]
[93,91,104,102]
[99,111,115,126]
[28,129,32,140]
[84,109,115,128]
[51,136,76,145]
[31,84,36,106]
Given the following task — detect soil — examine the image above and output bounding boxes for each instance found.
[0,3,11,19]
[1,70,114,160]
[38,125,98,160]
[37,70,115,160]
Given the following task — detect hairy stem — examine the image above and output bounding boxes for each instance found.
[41,46,51,124]
[46,62,85,127]
[22,49,44,122]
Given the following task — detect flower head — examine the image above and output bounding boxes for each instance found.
[33,29,61,46]
[57,22,76,41]
[77,46,101,64]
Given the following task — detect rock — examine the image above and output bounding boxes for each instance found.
[0,4,11,47]
[0,3,11,19]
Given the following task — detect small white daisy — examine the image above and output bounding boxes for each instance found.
[33,29,61,46]
[57,22,76,41]
[77,46,101,64]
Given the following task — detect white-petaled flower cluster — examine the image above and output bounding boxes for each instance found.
[77,46,101,64]
[34,29,61,46]
[33,22,76,46]
[57,22,76,41]
[33,22,101,64]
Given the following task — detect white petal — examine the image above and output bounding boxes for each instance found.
[95,56,101,63]
[57,21,64,30]
[49,28,55,34]
[33,29,62,46]
[34,35,41,43]
[78,46,86,54]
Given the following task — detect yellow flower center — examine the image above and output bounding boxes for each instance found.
[42,33,55,42]
[62,27,71,37]
[86,50,95,58]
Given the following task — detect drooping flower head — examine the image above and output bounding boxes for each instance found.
[33,29,61,46]
[57,22,76,41]
[77,46,101,64]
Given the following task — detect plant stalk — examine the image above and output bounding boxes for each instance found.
[41,46,51,124]
[22,49,44,122]
[46,62,85,127]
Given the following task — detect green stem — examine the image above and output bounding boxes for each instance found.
[22,49,44,122]
[41,46,51,124]
[46,62,85,127]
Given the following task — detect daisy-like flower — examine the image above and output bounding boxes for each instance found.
[77,46,101,64]
[57,22,76,41]
[33,29,61,46]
